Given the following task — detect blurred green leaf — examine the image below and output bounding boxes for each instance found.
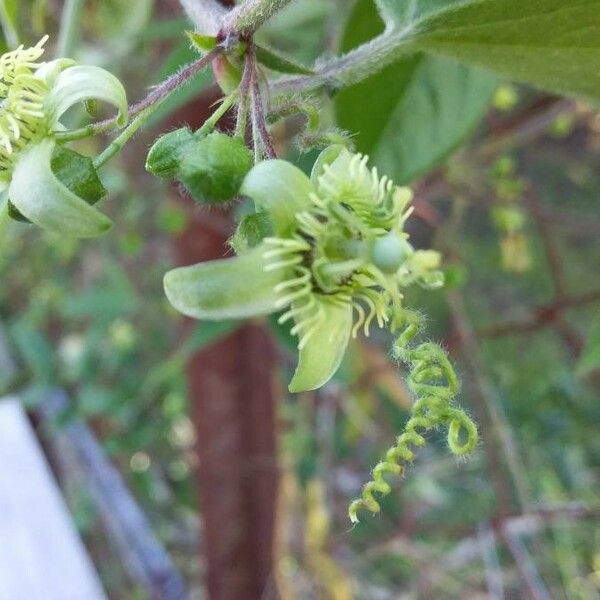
[576,319,600,376]
[255,43,314,75]
[10,321,55,384]
[336,0,496,183]
[409,0,600,103]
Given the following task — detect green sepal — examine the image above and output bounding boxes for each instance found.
[288,299,352,393]
[146,127,196,179]
[8,146,108,224]
[186,31,217,53]
[8,139,112,237]
[230,212,273,254]
[179,133,253,204]
[163,244,284,320]
[255,44,314,75]
[45,64,128,128]
[240,160,314,236]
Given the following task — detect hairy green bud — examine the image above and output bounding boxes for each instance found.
[179,133,253,204]
[145,127,196,179]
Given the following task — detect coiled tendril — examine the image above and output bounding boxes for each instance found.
[348,309,478,524]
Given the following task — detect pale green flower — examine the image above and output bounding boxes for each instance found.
[164,145,443,392]
[0,37,127,237]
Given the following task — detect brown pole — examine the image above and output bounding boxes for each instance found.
[174,214,279,600]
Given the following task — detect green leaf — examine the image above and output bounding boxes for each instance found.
[8,146,107,223]
[576,319,600,376]
[255,44,314,75]
[288,299,352,392]
[186,31,217,53]
[51,146,108,205]
[164,245,285,320]
[409,0,600,103]
[375,0,465,28]
[336,0,496,183]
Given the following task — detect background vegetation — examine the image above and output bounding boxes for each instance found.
[0,0,599,598]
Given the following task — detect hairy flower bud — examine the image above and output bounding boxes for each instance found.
[178,132,253,204]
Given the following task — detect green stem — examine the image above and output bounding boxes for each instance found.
[272,29,417,97]
[196,92,238,136]
[222,0,292,37]
[56,0,85,58]
[93,104,156,169]
[0,0,19,48]
[56,47,222,144]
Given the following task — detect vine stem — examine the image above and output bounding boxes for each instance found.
[249,51,277,159]
[56,0,85,58]
[55,46,223,143]
[196,92,238,136]
[272,28,418,96]
[222,0,293,37]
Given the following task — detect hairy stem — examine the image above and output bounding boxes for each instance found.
[196,92,238,136]
[55,47,222,142]
[56,0,85,57]
[222,0,293,37]
[273,29,417,96]
[93,105,155,169]
[250,54,277,158]
[178,0,227,35]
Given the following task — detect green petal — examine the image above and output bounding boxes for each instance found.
[163,244,285,320]
[8,140,112,237]
[240,160,314,236]
[289,299,353,392]
[45,65,128,128]
[310,144,347,183]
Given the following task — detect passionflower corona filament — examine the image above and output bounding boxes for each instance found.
[164,145,477,521]
[0,37,128,236]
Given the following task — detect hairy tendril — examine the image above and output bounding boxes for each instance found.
[348,309,478,524]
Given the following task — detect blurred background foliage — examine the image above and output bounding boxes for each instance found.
[1,0,599,598]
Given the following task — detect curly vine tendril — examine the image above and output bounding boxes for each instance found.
[348,309,478,524]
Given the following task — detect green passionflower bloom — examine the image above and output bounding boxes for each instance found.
[0,37,127,237]
[164,145,444,392]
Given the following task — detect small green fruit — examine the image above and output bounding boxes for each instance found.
[146,127,196,179]
[179,133,253,204]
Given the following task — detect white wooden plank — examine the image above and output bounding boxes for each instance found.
[0,398,107,600]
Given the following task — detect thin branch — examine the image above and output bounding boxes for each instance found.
[250,51,277,158]
[501,528,552,600]
[178,0,227,35]
[478,290,600,338]
[272,28,417,96]
[222,0,293,37]
[449,291,534,514]
[55,47,223,142]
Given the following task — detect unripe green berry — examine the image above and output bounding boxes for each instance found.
[146,127,196,179]
[179,133,253,204]
[371,233,412,274]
